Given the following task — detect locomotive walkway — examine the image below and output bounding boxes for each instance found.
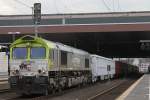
[117,74,149,100]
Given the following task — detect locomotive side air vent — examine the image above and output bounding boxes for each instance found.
[22,35,35,41]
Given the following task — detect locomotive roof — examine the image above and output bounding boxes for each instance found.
[42,38,89,55]
[11,35,89,55]
[91,54,114,61]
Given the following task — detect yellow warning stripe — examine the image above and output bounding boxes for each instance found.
[116,75,144,100]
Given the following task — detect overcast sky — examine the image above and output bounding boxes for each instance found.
[0,0,150,15]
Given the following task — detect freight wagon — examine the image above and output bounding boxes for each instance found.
[90,55,115,82]
[115,61,140,78]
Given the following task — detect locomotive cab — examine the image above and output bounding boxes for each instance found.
[9,35,50,95]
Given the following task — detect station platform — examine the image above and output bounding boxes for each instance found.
[117,74,150,100]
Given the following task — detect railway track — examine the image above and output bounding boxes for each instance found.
[87,81,124,100]
[2,78,137,100]
[7,80,121,100]
[87,79,136,100]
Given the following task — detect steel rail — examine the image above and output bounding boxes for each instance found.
[87,80,125,100]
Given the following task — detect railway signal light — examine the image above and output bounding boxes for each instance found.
[34,3,41,24]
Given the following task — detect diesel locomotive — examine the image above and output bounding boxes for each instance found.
[9,35,140,95]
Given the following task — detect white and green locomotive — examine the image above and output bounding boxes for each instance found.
[9,35,91,95]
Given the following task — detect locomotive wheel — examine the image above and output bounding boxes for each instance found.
[51,85,56,94]
[52,89,56,94]
[57,85,63,95]
[58,87,62,93]
[78,83,81,88]
[44,88,49,96]
[21,93,29,97]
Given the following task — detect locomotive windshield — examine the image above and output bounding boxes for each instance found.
[30,47,46,59]
[13,47,27,59]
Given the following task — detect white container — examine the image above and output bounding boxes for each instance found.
[90,55,115,82]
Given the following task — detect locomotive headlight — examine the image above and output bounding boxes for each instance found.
[36,60,48,76]
[38,68,47,75]
[38,69,42,74]
[11,69,19,75]
[15,69,19,74]
[11,70,16,75]
[42,68,46,74]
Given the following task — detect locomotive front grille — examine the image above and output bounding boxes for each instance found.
[10,76,49,94]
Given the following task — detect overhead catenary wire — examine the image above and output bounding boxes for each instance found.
[102,0,122,12]
[117,0,122,12]
[62,0,89,13]
[117,0,119,11]
[13,0,32,9]
[101,0,112,11]
[12,3,29,14]
[62,0,74,13]
[61,0,114,13]
[54,0,60,14]
[0,0,31,15]
[113,0,115,12]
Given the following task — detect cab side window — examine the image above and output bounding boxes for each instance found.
[61,51,67,66]
[85,58,89,68]
[49,49,54,60]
